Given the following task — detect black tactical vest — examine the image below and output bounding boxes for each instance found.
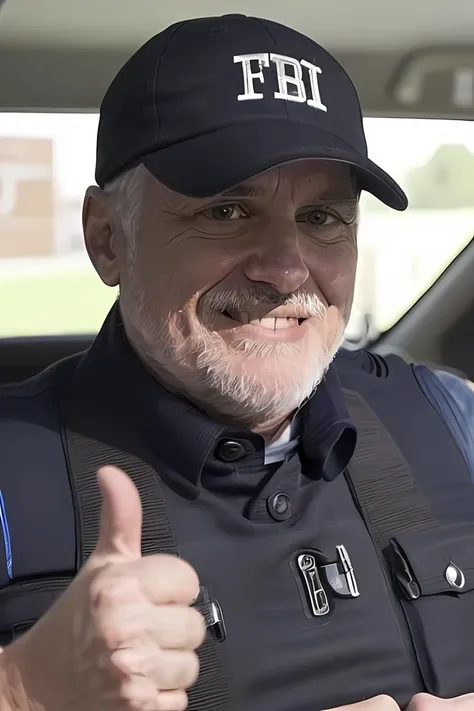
[0,318,473,710]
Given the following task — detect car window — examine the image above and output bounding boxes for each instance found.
[0,113,472,339]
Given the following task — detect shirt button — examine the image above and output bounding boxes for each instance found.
[445,562,466,589]
[215,439,248,463]
[267,492,292,521]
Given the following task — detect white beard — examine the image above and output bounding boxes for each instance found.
[122,306,342,429]
[120,256,344,428]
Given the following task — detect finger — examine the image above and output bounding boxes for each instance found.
[100,603,206,651]
[111,646,200,691]
[94,466,143,560]
[114,676,160,710]
[129,554,200,606]
[156,690,189,711]
[150,649,200,691]
[113,679,189,711]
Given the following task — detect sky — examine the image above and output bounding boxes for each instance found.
[1,113,474,199]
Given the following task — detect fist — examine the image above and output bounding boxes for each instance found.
[5,466,206,711]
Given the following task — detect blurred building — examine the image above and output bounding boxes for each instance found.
[0,137,54,258]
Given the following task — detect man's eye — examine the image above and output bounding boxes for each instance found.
[202,204,249,221]
[305,210,337,226]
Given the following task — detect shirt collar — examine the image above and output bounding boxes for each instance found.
[299,364,358,481]
[87,304,357,486]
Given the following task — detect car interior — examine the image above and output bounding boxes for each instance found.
[0,0,473,385]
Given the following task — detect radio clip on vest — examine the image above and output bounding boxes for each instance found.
[192,585,227,642]
[297,545,360,617]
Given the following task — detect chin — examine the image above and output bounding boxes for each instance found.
[178,328,335,426]
[136,315,341,426]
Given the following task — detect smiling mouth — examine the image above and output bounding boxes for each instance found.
[222,310,308,330]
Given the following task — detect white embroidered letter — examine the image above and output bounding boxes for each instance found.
[234,53,270,101]
[270,53,307,103]
[301,60,327,112]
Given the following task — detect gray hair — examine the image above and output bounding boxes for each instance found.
[103,164,148,241]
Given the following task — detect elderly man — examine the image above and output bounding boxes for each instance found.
[0,13,474,711]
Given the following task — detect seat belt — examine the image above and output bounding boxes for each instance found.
[62,384,232,711]
[343,388,440,551]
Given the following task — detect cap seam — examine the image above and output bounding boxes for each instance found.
[253,17,366,145]
[326,53,367,146]
[152,20,190,144]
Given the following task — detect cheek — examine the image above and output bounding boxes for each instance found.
[151,244,240,309]
[121,245,195,315]
[310,243,357,312]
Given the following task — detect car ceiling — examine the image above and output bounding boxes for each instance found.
[3,0,474,52]
[2,0,474,115]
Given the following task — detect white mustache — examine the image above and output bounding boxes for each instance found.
[203,289,326,319]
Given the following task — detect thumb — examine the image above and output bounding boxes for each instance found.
[94,466,143,560]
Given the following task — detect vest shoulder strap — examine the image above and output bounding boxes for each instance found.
[60,379,232,711]
[343,387,440,551]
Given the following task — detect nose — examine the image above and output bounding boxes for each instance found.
[242,225,309,294]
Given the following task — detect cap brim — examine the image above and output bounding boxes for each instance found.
[143,119,408,211]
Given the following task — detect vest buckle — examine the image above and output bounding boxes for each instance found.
[389,538,421,600]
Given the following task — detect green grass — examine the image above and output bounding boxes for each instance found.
[0,267,117,338]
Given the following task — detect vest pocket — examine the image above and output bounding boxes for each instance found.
[388,526,474,697]
[0,575,72,645]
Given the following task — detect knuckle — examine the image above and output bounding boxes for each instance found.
[158,606,205,650]
[186,607,207,649]
[96,614,122,649]
[156,690,189,711]
[157,555,200,599]
[97,608,141,650]
[109,647,138,677]
[118,677,159,709]
[89,571,138,611]
[159,651,200,690]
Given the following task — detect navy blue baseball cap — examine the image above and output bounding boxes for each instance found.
[96,14,408,210]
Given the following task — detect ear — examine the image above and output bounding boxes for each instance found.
[82,186,120,287]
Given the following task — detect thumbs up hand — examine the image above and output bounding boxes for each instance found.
[2,466,205,711]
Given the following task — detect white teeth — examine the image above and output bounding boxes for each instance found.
[249,317,299,329]
[228,312,303,328]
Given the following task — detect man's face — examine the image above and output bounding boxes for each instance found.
[116,160,358,427]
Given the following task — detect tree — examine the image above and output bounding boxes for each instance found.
[405,143,474,209]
